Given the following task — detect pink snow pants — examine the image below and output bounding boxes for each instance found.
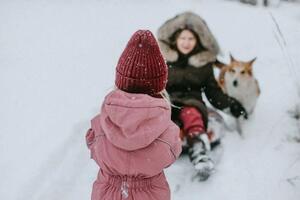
[91,170,171,200]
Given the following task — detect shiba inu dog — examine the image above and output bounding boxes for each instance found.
[215,55,260,115]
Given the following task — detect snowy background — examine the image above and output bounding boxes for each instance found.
[1,0,300,199]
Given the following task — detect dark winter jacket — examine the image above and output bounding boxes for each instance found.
[157,12,235,128]
[167,56,235,128]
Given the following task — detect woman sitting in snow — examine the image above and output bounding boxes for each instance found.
[157,11,247,181]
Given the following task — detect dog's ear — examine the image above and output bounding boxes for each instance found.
[247,57,257,71]
[248,57,257,66]
[229,53,236,63]
[214,59,226,69]
[245,57,256,76]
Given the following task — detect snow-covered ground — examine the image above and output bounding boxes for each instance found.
[1,0,300,199]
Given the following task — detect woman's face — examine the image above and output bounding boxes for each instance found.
[176,29,197,55]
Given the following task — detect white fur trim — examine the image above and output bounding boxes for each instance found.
[158,41,178,62]
[188,51,217,67]
[157,11,220,58]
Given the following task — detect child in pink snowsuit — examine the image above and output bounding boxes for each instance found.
[85,30,182,200]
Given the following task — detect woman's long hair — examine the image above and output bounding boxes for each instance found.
[169,27,206,55]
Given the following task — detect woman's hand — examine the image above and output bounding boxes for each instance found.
[229,98,248,119]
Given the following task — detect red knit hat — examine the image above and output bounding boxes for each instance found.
[115,30,168,95]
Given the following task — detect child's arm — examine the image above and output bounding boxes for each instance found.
[157,123,182,167]
[168,123,182,160]
[85,128,95,149]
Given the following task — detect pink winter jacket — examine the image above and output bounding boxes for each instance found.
[86,89,182,200]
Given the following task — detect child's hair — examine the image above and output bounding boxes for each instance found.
[112,86,172,107]
[159,89,171,105]
[160,89,182,109]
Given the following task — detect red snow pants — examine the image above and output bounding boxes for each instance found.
[179,106,205,138]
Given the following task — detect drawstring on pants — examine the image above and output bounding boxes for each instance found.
[103,172,158,199]
[121,180,129,199]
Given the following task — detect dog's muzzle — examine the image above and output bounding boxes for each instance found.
[233,80,238,87]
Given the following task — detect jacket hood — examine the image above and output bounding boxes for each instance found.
[157,11,220,55]
[157,11,220,67]
[98,90,171,151]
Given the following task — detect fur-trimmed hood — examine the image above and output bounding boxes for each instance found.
[157,11,220,67]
